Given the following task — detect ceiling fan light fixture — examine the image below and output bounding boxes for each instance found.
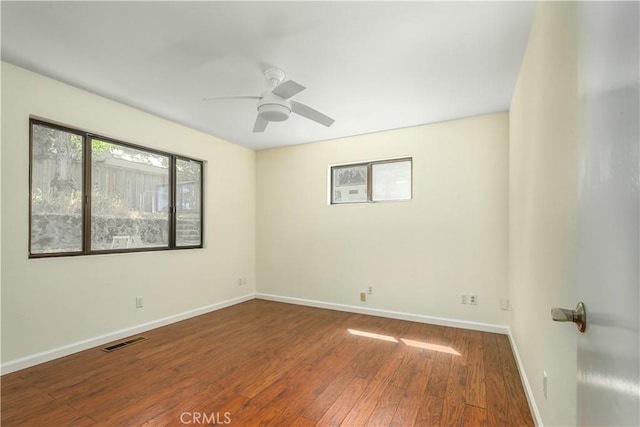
[203,66,333,132]
[258,103,291,122]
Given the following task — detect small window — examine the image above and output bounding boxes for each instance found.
[331,158,412,204]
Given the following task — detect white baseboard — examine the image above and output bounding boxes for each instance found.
[1,293,255,375]
[255,292,509,334]
[507,328,544,426]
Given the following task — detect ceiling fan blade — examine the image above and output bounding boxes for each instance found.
[291,101,335,127]
[272,80,305,99]
[202,95,260,101]
[253,115,268,133]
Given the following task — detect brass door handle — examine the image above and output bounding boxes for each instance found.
[551,302,586,332]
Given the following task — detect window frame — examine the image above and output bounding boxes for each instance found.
[330,157,413,205]
[29,118,204,258]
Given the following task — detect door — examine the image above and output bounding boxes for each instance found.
[575,2,639,425]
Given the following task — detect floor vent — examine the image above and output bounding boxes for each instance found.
[102,336,147,352]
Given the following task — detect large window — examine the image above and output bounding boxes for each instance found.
[331,158,412,204]
[29,119,203,257]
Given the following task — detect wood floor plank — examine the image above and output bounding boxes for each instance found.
[313,340,361,375]
[423,323,453,399]
[291,415,316,427]
[293,325,350,367]
[340,378,389,426]
[390,358,433,427]
[3,401,96,427]
[465,330,487,408]
[91,368,208,419]
[67,361,176,411]
[235,355,292,399]
[138,384,233,426]
[496,334,535,427]
[452,327,470,366]
[95,377,207,425]
[301,369,358,422]
[0,383,70,427]
[315,376,368,426]
[29,351,141,398]
[463,404,489,426]
[1,300,534,426]
[483,333,510,426]
[440,363,468,426]
[373,348,409,384]
[146,384,238,426]
[414,393,444,426]
[0,377,54,409]
[348,336,399,381]
[365,382,405,426]
[257,364,335,426]
[237,362,315,421]
[425,350,452,397]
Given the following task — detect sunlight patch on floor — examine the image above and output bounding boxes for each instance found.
[347,328,461,356]
[348,328,398,342]
[401,338,461,355]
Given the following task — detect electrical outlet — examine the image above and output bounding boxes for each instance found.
[238,277,247,286]
[367,286,373,295]
[469,294,478,305]
[136,296,143,308]
[460,294,469,304]
[360,292,366,302]
[543,371,548,399]
[500,298,510,310]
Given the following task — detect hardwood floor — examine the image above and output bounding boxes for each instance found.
[1,300,534,426]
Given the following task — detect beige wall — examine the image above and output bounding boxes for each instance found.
[509,2,578,426]
[257,113,509,326]
[1,63,256,365]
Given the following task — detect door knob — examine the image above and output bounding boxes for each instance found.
[551,302,586,332]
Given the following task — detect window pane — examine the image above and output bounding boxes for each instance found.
[176,158,203,247]
[90,139,169,250]
[30,124,84,254]
[332,165,368,203]
[372,160,412,201]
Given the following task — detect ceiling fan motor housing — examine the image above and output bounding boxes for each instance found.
[258,92,291,122]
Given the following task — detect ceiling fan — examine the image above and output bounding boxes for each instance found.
[203,67,334,133]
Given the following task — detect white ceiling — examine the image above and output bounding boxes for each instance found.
[1,1,534,151]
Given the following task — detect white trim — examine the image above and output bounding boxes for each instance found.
[255,293,509,335]
[1,293,255,375]
[508,327,544,426]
